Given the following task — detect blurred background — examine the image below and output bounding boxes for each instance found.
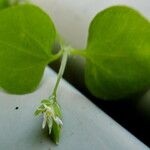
[32,0,150,147]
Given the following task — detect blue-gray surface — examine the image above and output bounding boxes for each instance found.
[0,68,149,150]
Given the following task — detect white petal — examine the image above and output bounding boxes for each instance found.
[42,113,47,129]
[54,117,63,126]
[47,117,53,134]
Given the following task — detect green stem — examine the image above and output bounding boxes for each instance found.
[48,49,63,64]
[50,46,85,100]
[70,49,87,57]
[52,48,69,98]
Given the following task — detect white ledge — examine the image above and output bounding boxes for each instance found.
[0,68,149,150]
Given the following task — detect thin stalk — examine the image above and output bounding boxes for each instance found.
[52,48,69,98]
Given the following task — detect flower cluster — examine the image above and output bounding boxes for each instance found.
[35,96,63,143]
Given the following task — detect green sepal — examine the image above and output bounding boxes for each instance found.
[50,119,62,144]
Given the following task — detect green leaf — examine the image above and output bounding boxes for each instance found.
[0,0,9,9]
[0,4,57,94]
[84,6,150,100]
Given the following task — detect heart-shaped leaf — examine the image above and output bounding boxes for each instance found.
[84,6,150,100]
[0,4,57,94]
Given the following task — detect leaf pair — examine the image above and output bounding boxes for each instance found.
[0,4,150,100]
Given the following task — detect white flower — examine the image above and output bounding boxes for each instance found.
[35,96,63,143]
[39,100,63,134]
